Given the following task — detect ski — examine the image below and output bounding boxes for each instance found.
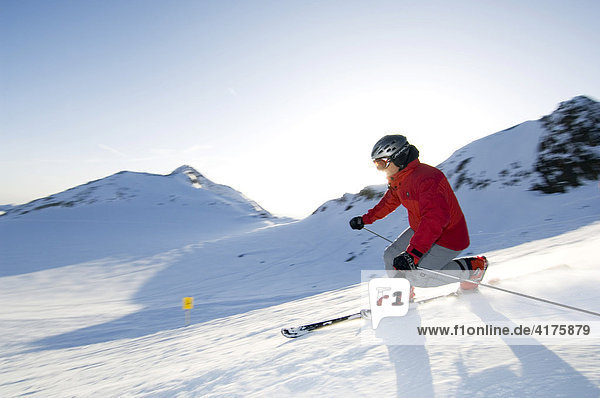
[281,312,363,338]
[281,290,465,338]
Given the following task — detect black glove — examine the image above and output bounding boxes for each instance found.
[349,216,364,230]
[393,251,418,271]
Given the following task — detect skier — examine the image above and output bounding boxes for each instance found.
[349,134,488,295]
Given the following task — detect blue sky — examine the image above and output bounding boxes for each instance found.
[1,0,599,218]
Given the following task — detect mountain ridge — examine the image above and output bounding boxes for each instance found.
[1,165,274,221]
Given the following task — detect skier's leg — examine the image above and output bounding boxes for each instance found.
[383,231,474,288]
[408,244,468,288]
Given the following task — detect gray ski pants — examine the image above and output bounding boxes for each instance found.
[384,228,471,288]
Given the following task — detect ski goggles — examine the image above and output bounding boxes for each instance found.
[373,157,392,169]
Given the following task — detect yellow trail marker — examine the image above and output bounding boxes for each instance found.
[182,297,194,310]
[182,297,194,326]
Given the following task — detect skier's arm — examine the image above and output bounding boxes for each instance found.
[408,178,451,255]
[362,189,401,224]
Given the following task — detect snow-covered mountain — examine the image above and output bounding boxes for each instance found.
[1,96,599,397]
[441,95,600,194]
[0,165,285,276]
[1,165,273,220]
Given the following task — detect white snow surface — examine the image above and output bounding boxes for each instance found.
[1,222,600,397]
[1,116,600,396]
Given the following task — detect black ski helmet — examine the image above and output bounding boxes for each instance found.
[371,134,419,170]
[371,133,408,159]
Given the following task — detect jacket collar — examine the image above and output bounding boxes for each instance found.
[387,159,420,186]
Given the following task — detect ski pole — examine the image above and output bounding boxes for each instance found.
[362,227,600,318]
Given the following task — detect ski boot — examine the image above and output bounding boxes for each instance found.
[460,256,488,290]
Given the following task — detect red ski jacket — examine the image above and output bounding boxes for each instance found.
[362,159,470,255]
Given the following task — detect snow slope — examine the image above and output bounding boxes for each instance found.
[1,223,599,397]
[1,97,600,397]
